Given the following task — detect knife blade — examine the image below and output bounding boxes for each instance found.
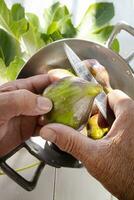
[64,43,115,126]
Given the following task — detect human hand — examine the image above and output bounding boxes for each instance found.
[0,75,52,157]
[40,90,134,200]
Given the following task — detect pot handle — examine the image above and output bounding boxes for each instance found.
[106,22,134,64]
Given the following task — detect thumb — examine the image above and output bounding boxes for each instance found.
[40,123,98,164]
[0,89,52,121]
[107,89,132,117]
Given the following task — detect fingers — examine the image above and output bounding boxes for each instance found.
[98,90,133,128]
[0,89,52,122]
[40,123,98,163]
[0,74,51,94]
[101,90,134,139]
[107,89,133,117]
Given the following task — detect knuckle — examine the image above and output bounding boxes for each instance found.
[19,89,30,96]
[62,134,83,159]
[64,134,76,153]
[57,133,79,155]
[0,81,17,92]
[14,89,31,114]
[18,89,34,104]
[16,89,28,104]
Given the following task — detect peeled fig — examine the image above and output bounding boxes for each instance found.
[43,76,102,130]
[88,114,108,139]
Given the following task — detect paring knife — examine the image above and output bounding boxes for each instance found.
[64,43,115,127]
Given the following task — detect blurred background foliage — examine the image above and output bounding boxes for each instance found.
[0,0,119,82]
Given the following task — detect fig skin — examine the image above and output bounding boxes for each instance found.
[43,76,102,130]
[48,68,75,82]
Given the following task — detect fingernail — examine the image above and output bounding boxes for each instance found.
[37,96,52,113]
[40,127,56,143]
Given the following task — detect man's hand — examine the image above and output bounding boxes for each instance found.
[0,74,52,157]
[40,90,134,200]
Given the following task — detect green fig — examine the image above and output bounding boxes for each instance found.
[43,76,102,130]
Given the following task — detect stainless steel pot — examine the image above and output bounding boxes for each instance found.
[19,22,134,98]
[0,22,134,191]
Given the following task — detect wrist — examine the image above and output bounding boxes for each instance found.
[111,174,134,200]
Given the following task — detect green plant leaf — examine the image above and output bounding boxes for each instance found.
[0,0,12,32]
[47,21,59,34]
[59,15,77,38]
[41,30,63,43]
[10,18,28,39]
[111,38,120,53]
[6,56,25,80]
[90,2,114,29]
[44,2,76,38]
[11,3,25,21]
[0,58,8,83]
[20,12,45,57]
[50,30,63,41]
[43,2,61,32]
[41,33,53,44]
[22,25,45,57]
[10,3,28,39]
[0,0,28,40]
[87,26,120,53]
[26,13,41,31]
[78,2,114,37]
[90,25,114,43]
[0,56,24,84]
[0,28,21,65]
